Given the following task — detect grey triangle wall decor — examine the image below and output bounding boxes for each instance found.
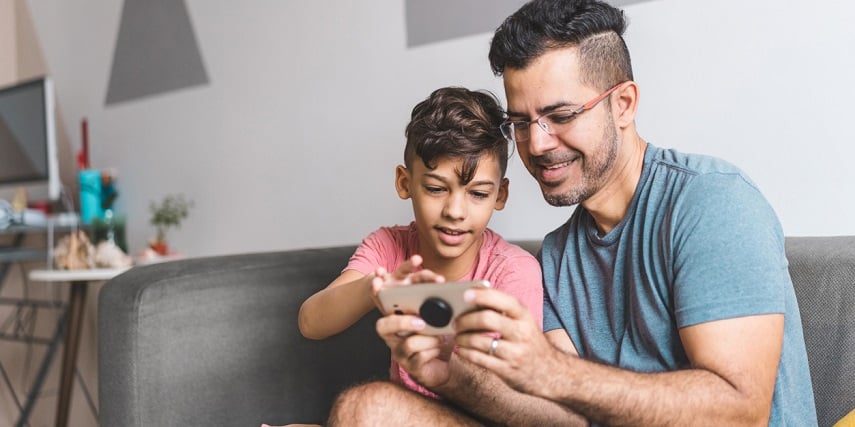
[405,0,656,48]
[105,0,209,106]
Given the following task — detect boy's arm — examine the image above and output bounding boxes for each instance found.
[298,269,376,340]
[299,255,440,340]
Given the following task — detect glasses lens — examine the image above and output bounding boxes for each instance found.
[512,122,530,142]
[501,120,534,142]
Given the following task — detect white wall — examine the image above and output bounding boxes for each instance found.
[25,0,855,258]
[626,1,855,238]
[0,0,15,83]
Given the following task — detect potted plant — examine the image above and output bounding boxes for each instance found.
[149,194,193,255]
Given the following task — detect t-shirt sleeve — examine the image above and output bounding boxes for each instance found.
[671,172,790,328]
[490,252,544,328]
[346,227,400,275]
[538,238,564,333]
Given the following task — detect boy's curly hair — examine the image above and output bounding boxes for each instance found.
[404,87,508,184]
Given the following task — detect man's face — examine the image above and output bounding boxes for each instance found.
[396,154,508,263]
[503,47,620,207]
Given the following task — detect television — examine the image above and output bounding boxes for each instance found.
[0,76,61,204]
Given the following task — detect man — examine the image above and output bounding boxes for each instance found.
[328,1,816,425]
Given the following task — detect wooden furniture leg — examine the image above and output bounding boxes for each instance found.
[55,281,88,427]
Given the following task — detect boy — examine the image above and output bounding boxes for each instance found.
[297,86,543,398]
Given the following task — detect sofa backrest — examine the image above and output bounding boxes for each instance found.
[98,237,855,426]
[99,246,389,426]
[785,236,855,426]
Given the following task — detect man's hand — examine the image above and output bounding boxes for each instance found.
[453,287,563,395]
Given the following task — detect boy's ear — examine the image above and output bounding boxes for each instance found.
[395,165,412,199]
[494,178,509,210]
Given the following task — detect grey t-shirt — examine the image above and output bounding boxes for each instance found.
[541,143,816,425]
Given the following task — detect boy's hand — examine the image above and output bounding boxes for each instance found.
[369,255,445,312]
[376,314,454,389]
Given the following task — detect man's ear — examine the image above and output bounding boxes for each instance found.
[495,178,509,210]
[395,165,411,199]
[612,81,639,129]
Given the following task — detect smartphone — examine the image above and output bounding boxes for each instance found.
[377,280,490,335]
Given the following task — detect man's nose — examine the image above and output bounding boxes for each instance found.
[525,122,559,156]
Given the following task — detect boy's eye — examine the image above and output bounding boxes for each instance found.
[471,191,490,199]
[424,185,445,194]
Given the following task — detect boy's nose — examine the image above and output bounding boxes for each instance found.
[442,193,467,220]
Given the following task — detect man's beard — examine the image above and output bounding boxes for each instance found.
[544,116,620,207]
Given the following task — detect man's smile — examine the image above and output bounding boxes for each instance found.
[532,154,580,186]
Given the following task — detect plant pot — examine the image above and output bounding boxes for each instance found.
[150,240,169,256]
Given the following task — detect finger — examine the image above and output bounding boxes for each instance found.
[371,275,385,294]
[463,287,530,321]
[456,345,505,373]
[391,255,422,279]
[401,334,444,355]
[454,306,508,337]
[395,333,444,365]
[409,254,423,268]
[376,313,425,340]
[456,332,500,356]
[407,269,445,284]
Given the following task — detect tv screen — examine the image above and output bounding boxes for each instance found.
[0,77,60,201]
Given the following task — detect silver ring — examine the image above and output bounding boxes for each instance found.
[488,337,499,356]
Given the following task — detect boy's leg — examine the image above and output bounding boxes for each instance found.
[327,381,483,427]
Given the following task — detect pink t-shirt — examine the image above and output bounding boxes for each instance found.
[346,222,544,398]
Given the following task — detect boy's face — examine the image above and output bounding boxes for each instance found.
[396,154,509,266]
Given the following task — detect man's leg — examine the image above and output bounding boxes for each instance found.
[327,381,483,426]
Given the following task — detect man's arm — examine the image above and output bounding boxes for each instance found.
[436,332,587,426]
[376,313,587,426]
[455,288,783,427]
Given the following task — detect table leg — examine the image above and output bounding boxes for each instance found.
[55,281,88,427]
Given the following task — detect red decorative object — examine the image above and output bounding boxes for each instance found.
[149,241,169,256]
[77,118,90,169]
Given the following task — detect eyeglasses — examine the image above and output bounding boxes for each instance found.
[499,82,625,144]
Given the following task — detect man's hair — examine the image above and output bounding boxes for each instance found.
[488,0,633,91]
[404,87,508,183]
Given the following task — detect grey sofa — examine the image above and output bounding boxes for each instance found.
[98,237,855,427]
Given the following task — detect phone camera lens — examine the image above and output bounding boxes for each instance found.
[420,297,452,327]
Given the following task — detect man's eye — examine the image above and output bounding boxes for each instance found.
[547,112,578,125]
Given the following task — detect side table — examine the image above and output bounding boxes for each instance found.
[28,267,131,427]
